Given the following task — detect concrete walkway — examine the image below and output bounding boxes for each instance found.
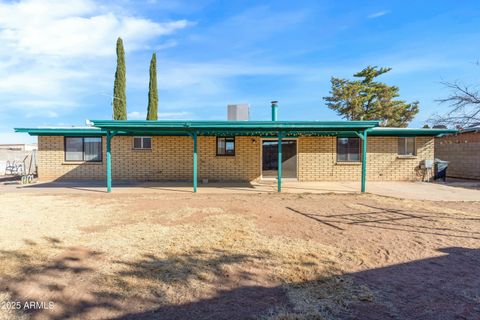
[1,179,479,201]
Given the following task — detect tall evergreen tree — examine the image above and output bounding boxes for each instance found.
[146,53,158,120]
[113,37,127,120]
[323,66,419,127]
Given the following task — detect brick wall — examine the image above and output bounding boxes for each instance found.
[198,137,260,181]
[38,136,107,180]
[37,136,261,181]
[38,135,434,182]
[435,132,480,179]
[298,136,434,181]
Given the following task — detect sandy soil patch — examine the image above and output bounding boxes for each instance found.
[0,192,479,319]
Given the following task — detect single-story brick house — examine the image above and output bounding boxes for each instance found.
[15,104,455,192]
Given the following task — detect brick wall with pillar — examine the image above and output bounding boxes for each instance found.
[37,135,434,182]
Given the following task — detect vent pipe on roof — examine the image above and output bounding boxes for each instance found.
[271,100,278,121]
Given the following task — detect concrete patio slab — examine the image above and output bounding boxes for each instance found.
[1,179,479,201]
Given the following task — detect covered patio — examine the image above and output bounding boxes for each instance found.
[88,119,380,193]
[15,121,456,193]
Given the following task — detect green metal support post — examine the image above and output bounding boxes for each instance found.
[192,131,198,193]
[106,131,112,193]
[361,129,368,193]
[277,132,283,192]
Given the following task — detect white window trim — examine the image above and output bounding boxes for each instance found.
[133,136,152,150]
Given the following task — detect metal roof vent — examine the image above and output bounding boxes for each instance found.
[227,104,250,121]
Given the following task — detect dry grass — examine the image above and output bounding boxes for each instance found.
[0,192,479,319]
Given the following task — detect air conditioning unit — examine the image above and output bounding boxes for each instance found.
[227,104,250,121]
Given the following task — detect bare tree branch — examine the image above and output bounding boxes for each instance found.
[430,79,480,128]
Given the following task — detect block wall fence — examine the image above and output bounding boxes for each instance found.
[435,132,480,180]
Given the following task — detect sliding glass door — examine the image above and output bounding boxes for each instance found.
[262,140,297,178]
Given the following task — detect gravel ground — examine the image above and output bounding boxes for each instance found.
[0,192,479,320]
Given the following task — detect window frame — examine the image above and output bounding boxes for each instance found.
[216,136,235,156]
[398,137,416,156]
[64,136,103,162]
[132,136,152,150]
[336,137,362,162]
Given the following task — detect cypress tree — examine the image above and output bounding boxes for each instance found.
[113,37,127,120]
[146,53,158,120]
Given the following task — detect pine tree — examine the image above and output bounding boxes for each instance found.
[113,37,127,120]
[146,53,158,120]
[323,66,419,127]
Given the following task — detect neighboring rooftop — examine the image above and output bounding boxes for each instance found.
[461,125,480,133]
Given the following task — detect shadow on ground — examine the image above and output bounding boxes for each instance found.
[1,236,479,319]
[286,204,480,240]
[18,179,263,194]
[433,178,480,191]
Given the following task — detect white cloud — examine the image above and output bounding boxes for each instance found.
[127,111,191,120]
[159,111,190,119]
[0,0,190,118]
[0,0,189,57]
[367,10,390,19]
[25,110,59,119]
[127,111,145,120]
[0,132,36,144]
[124,61,301,97]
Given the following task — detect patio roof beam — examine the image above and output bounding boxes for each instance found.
[106,130,118,193]
[91,129,372,140]
[358,129,368,193]
[277,132,285,192]
[187,131,198,193]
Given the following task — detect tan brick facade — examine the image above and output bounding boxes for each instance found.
[38,135,107,180]
[435,132,480,179]
[298,136,434,181]
[38,135,434,182]
[37,136,261,181]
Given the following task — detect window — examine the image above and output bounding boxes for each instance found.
[133,137,152,150]
[398,137,416,156]
[216,137,235,156]
[337,137,361,162]
[65,137,102,162]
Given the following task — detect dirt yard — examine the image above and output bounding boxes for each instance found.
[0,192,479,320]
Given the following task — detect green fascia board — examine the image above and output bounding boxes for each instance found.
[14,128,105,136]
[14,128,367,137]
[17,122,455,137]
[15,120,381,137]
[14,128,192,137]
[369,128,458,136]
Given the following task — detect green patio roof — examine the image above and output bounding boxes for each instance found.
[89,120,380,130]
[89,119,382,136]
[369,127,457,136]
[15,127,104,136]
[14,120,456,137]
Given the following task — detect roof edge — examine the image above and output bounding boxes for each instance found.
[14,127,105,136]
[16,122,456,137]
[369,127,458,136]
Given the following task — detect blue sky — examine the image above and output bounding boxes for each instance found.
[1,0,480,143]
